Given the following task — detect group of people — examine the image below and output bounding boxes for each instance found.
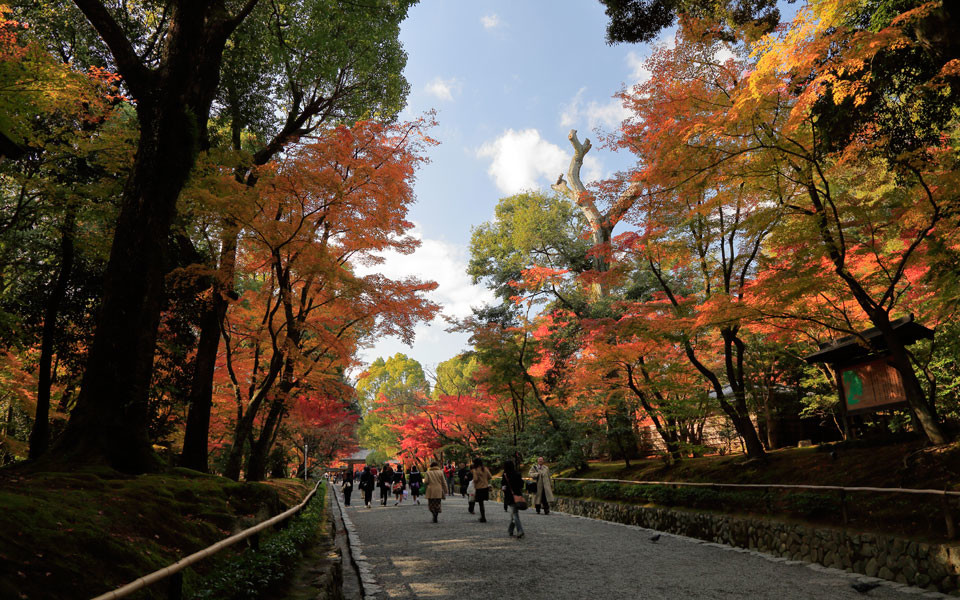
[338,456,556,538]
[339,463,427,508]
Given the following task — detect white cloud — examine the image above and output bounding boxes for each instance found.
[352,225,496,371]
[714,46,735,64]
[560,87,631,130]
[625,51,652,85]
[425,76,460,102]
[476,128,603,195]
[480,14,500,29]
[354,225,494,321]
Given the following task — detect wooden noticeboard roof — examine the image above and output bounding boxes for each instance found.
[803,314,933,366]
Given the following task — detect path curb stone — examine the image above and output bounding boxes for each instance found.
[331,485,384,599]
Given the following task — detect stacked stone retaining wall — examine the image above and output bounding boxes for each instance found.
[545,494,960,595]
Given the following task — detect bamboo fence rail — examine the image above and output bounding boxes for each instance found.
[90,479,322,600]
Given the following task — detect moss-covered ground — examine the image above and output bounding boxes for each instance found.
[0,465,311,600]
[559,438,960,542]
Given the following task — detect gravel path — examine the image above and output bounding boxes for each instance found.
[335,489,948,600]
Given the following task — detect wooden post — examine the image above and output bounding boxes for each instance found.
[944,494,956,540]
[833,367,854,440]
[167,572,183,600]
[839,489,848,526]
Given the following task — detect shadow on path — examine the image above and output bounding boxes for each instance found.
[339,492,944,600]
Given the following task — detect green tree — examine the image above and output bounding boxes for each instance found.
[468,190,590,304]
[356,353,429,458]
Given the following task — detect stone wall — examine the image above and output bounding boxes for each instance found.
[550,495,960,596]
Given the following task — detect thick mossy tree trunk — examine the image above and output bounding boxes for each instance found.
[53,0,256,473]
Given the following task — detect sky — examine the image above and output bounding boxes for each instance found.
[355,1,671,373]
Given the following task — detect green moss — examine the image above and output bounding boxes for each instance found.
[0,466,311,600]
[555,439,960,542]
[187,486,326,600]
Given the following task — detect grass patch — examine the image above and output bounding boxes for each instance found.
[0,466,311,600]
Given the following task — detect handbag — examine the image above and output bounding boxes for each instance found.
[392,482,402,493]
[512,494,528,510]
[467,480,476,499]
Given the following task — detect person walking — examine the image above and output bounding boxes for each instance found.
[470,457,492,523]
[341,469,355,506]
[378,463,394,506]
[502,460,525,539]
[457,464,470,498]
[392,465,406,505]
[527,456,555,514]
[408,465,424,505]
[359,465,375,508]
[424,461,449,523]
[444,463,455,493]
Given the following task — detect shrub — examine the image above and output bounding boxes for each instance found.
[188,485,325,600]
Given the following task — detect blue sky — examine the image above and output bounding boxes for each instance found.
[356,1,670,373]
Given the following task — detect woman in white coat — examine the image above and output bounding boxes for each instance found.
[527,456,554,514]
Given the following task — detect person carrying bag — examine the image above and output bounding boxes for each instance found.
[502,460,526,538]
[527,456,554,515]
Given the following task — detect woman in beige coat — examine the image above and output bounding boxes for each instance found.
[424,461,449,523]
[470,457,492,522]
[528,456,554,514]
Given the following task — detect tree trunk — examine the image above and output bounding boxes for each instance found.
[52,0,253,473]
[625,362,682,461]
[764,394,781,450]
[55,104,200,471]
[874,314,949,444]
[29,210,75,459]
[246,398,285,481]
[179,224,238,472]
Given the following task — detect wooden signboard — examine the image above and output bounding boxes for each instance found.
[839,357,908,415]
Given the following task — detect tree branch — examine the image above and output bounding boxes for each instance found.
[72,0,153,97]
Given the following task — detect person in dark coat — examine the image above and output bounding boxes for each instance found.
[341,469,355,506]
[408,465,424,505]
[378,463,394,506]
[392,466,407,505]
[359,465,375,508]
[502,460,525,538]
[457,465,470,497]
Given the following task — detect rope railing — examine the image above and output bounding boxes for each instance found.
[550,477,959,538]
[90,479,322,600]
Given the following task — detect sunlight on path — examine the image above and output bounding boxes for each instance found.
[336,489,944,600]
[336,488,946,600]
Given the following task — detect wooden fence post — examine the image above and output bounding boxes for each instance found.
[167,572,183,600]
[943,494,956,540]
[839,489,848,526]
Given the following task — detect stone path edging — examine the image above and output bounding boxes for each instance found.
[331,485,384,599]
[554,508,951,599]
